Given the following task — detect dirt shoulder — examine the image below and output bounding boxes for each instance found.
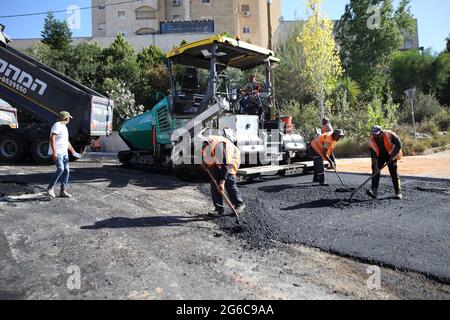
[337,151,450,179]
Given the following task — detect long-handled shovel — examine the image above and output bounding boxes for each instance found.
[349,155,399,201]
[332,166,356,193]
[204,167,241,225]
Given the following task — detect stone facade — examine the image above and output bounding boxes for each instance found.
[91,0,282,48]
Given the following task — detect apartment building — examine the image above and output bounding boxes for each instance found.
[92,0,282,48]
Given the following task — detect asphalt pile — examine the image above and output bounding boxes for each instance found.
[0,181,42,198]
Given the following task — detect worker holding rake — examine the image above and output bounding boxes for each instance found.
[367,126,403,200]
[202,135,246,216]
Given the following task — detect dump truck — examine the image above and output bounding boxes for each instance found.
[0,25,113,164]
[118,36,311,179]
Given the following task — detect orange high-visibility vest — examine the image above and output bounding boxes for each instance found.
[203,136,241,176]
[368,130,403,160]
[311,132,336,160]
[322,124,333,134]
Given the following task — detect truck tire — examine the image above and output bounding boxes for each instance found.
[30,140,52,165]
[0,133,25,163]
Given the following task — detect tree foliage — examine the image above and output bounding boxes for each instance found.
[297,0,343,118]
[41,12,72,51]
[336,0,415,99]
[274,22,309,104]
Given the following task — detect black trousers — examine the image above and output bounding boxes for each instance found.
[309,149,325,183]
[209,167,244,212]
[372,156,401,193]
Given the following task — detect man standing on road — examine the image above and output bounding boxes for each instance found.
[367,125,403,200]
[47,111,81,199]
[202,135,245,215]
[310,130,345,186]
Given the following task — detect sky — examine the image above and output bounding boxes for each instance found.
[0,0,448,53]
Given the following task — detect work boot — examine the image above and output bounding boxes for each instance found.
[208,209,224,216]
[60,190,72,198]
[47,188,55,199]
[366,189,378,199]
[235,204,246,214]
[394,192,403,200]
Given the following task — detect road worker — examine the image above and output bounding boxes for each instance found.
[310,129,345,186]
[367,125,403,200]
[322,117,333,134]
[202,135,246,215]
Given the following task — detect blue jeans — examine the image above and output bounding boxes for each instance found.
[48,155,70,190]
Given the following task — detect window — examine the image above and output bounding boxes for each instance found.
[136,27,156,35]
[243,26,251,34]
[136,6,157,19]
[241,4,250,12]
[98,23,106,31]
[117,11,127,20]
[201,0,211,4]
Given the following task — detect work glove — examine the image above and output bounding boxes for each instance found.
[72,152,82,159]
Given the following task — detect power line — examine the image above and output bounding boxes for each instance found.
[0,0,144,19]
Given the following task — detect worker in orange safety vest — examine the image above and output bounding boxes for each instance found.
[367,125,403,200]
[202,135,245,215]
[322,117,333,134]
[309,129,345,186]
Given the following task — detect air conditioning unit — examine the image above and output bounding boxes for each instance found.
[172,0,181,6]
[242,11,251,17]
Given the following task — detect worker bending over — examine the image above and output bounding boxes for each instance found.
[310,130,345,186]
[202,135,246,215]
[367,126,403,200]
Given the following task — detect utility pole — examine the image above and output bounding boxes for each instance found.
[266,0,276,120]
[267,0,273,50]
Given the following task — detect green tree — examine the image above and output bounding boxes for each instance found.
[100,33,140,90]
[133,45,169,108]
[390,49,435,100]
[66,41,103,90]
[25,42,71,74]
[297,0,343,118]
[335,76,361,108]
[274,21,310,104]
[336,0,415,99]
[446,34,450,53]
[41,12,72,51]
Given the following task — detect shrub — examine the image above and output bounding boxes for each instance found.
[400,92,444,124]
[333,137,368,158]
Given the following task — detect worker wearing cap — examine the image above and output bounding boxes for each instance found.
[322,117,333,134]
[367,126,403,200]
[202,135,245,215]
[47,111,82,199]
[310,130,345,186]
